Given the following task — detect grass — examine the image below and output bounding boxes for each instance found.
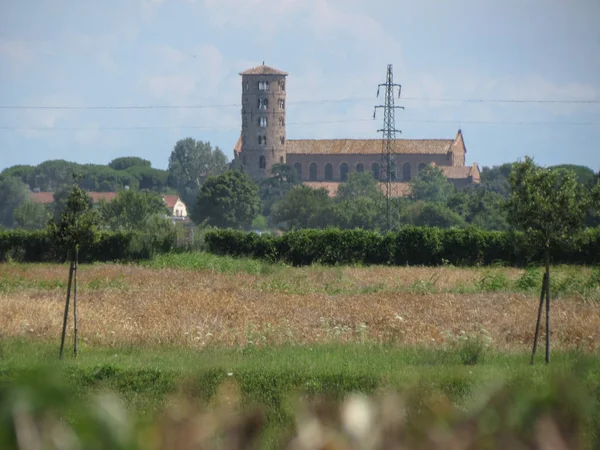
[1,340,599,449]
[1,257,599,350]
[1,255,600,448]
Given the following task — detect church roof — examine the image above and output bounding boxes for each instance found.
[239,64,288,76]
[441,163,480,181]
[285,138,454,155]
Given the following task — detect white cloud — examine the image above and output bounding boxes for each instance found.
[143,74,197,99]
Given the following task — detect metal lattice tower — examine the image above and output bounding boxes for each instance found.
[374,64,404,230]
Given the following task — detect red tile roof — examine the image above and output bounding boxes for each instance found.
[29,192,55,204]
[162,195,179,210]
[239,64,288,76]
[286,139,454,156]
[88,192,117,203]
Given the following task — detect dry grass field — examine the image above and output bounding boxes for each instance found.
[2,260,599,351]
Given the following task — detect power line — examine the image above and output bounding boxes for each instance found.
[1,97,599,110]
[1,118,598,132]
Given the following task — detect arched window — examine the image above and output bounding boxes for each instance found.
[356,163,364,173]
[309,163,318,181]
[340,163,349,182]
[418,163,427,172]
[372,163,380,180]
[402,162,412,181]
[294,163,302,180]
[259,156,266,169]
[280,156,284,164]
[324,163,333,181]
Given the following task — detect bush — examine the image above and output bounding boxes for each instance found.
[0,230,175,263]
[204,226,600,267]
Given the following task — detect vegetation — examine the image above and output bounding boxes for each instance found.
[98,189,169,232]
[168,137,229,213]
[0,341,597,449]
[3,261,599,348]
[194,170,261,229]
[204,226,600,267]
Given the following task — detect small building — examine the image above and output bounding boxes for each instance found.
[162,195,188,219]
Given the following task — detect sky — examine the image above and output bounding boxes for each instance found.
[1,0,599,172]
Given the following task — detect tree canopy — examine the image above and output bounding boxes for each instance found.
[168,138,229,212]
[272,185,333,230]
[505,157,589,250]
[99,189,169,231]
[410,165,454,204]
[0,176,30,228]
[108,157,151,171]
[193,170,260,229]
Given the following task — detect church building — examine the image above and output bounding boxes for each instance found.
[233,64,480,196]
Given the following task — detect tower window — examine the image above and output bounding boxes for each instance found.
[259,156,266,169]
[244,83,249,91]
[279,116,285,126]
[242,117,247,127]
[279,80,285,91]
[280,136,285,145]
[258,117,268,127]
[258,135,267,145]
[258,81,269,91]
[258,98,268,110]
[279,99,285,109]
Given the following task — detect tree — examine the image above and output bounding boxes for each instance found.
[108,156,151,171]
[99,189,169,231]
[168,138,229,212]
[332,197,384,230]
[403,202,466,228]
[480,163,513,198]
[410,165,454,204]
[193,170,260,229]
[504,157,589,364]
[271,185,333,229]
[336,172,383,201]
[0,176,30,228]
[549,164,596,187]
[47,181,100,359]
[52,185,93,221]
[592,178,600,212]
[13,201,51,230]
[125,166,169,192]
[259,164,301,218]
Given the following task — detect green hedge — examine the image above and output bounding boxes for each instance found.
[205,227,600,267]
[0,230,175,263]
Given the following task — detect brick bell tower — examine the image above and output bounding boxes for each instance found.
[238,63,288,179]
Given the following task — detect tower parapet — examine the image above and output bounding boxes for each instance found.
[238,63,288,179]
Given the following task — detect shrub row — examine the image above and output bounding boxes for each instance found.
[0,230,174,263]
[205,227,600,267]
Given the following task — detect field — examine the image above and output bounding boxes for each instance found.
[1,254,600,448]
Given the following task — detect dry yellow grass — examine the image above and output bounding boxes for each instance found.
[1,263,599,350]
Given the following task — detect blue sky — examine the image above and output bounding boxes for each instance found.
[1,0,599,172]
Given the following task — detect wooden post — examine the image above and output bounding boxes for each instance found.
[530,271,547,365]
[73,246,79,358]
[59,260,74,360]
[545,248,551,364]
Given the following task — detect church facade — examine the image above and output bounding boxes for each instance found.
[233,64,480,196]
